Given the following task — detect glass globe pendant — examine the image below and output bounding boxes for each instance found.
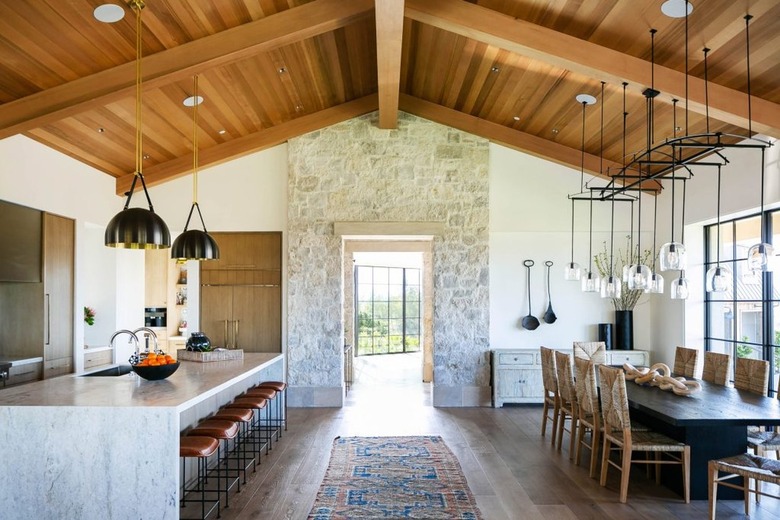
[581,270,601,293]
[706,265,732,293]
[747,242,774,272]
[670,274,689,299]
[564,262,582,281]
[600,275,622,299]
[659,242,687,271]
[647,272,664,294]
[627,263,651,291]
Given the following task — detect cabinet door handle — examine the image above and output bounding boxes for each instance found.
[223,319,229,348]
[45,293,50,346]
[233,320,239,349]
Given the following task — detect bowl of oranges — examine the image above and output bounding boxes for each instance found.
[130,351,180,381]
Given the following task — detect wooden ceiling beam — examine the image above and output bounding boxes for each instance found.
[0,0,374,140]
[115,94,379,194]
[406,0,780,138]
[399,94,662,191]
[374,0,405,129]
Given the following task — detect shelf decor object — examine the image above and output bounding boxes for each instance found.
[105,0,170,249]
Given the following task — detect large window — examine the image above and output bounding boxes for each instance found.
[705,210,780,394]
[355,266,421,356]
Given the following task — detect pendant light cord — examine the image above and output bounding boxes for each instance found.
[135,2,142,176]
[715,165,722,266]
[570,198,576,263]
[580,101,586,193]
[621,82,633,263]
[703,47,711,136]
[684,7,689,135]
[670,99,678,242]
[745,15,753,137]
[192,75,199,205]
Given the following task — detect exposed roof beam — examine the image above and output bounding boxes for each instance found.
[399,94,662,191]
[406,0,780,138]
[116,95,379,194]
[375,0,405,129]
[0,0,374,140]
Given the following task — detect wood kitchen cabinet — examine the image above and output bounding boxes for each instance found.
[43,212,75,378]
[200,232,281,353]
[145,249,169,307]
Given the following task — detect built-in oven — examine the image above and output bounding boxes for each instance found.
[144,307,167,328]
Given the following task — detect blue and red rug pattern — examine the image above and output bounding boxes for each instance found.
[308,436,484,519]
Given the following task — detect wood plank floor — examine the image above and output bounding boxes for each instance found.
[216,354,780,520]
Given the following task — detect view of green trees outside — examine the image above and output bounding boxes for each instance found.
[355,266,421,356]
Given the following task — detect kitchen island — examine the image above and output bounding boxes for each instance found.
[0,352,283,520]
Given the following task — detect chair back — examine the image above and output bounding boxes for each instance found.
[702,351,731,386]
[554,350,577,410]
[674,346,699,378]
[540,346,558,397]
[734,357,770,396]
[573,341,607,365]
[598,365,632,433]
[573,356,599,421]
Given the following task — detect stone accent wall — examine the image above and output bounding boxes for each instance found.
[287,111,490,406]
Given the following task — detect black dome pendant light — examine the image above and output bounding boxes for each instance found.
[105,0,170,249]
[171,75,220,261]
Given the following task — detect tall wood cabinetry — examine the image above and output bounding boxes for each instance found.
[42,213,75,378]
[200,232,281,352]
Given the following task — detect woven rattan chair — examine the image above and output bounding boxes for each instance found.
[554,350,578,459]
[573,356,601,478]
[540,346,560,443]
[598,365,691,503]
[674,346,699,378]
[702,352,731,386]
[734,357,769,396]
[573,341,607,365]
[709,453,780,519]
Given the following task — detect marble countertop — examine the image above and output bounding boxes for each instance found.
[0,356,44,366]
[0,352,282,411]
[82,346,112,352]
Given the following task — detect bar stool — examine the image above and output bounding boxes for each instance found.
[244,387,279,446]
[212,407,256,483]
[180,436,220,520]
[187,419,240,510]
[256,381,287,436]
[226,396,271,456]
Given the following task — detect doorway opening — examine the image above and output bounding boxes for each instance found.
[342,241,434,408]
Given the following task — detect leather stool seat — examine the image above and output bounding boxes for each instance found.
[188,419,239,440]
[246,387,276,400]
[214,408,254,423]
[229,397,268,409]
[180,436,219,458]
[257,381,286,392]
[257,381,288,435]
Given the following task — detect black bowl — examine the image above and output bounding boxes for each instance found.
[132,362,180,381]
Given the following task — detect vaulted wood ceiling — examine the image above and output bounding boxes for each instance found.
[1,0,778,195]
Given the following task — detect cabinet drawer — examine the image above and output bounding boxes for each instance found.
[84,350,113,370]
[609,351,648,366]
[496,352,536,366]
[8,362,43,385]
[44,357,73,378]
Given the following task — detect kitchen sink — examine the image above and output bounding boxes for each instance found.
[80,365,134,377]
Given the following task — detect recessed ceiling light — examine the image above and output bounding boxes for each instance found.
[183,95,204,107]
[490,66,499,73]
[552,128,559,134]
[143,154,150,160]
[278,67,287,74]
[512,116,520,121]
[97,127,105,133]
[295,105,303,112]
[218,129,226,135]
[675,126,682,132]
[575,94,597,105]
[661,0,693,18]
[93,4,125,23]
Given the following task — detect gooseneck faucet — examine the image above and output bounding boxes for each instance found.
[110,330,140,357]
[132,327,159,353]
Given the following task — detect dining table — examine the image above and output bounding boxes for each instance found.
[624,375,780,500]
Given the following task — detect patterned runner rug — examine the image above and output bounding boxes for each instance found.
[308,436,484,519]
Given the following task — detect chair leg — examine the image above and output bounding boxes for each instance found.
[574,421,585,466]
[708,462,718,520]
[683,446,690,504]
[541,400,549,437]
[589,427,600,479]
[745,477,751,515]
[600,437,611,487]
[551,400,560,447]
[556,409,565,451]
[655,452,662,485]
[569,416,578,460]
[619,446,631,503]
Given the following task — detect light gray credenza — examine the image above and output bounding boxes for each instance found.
[491,348,650,407]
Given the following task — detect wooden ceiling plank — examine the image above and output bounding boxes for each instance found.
[0,0,374,140]
[399,93,662,190]
[405,0,780,138]
[375,0,404,128]
[115,94,379,194]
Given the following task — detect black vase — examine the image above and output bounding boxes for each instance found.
[598,323,613,350]
[614,310,633,350]
[186,332,212,352]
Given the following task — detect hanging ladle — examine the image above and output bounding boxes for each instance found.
[543,260,557,324]
[522,260,540,330]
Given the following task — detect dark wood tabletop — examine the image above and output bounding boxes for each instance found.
[625,377,780,427]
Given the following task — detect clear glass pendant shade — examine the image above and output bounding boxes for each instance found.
[622,264,632,282]
[659,242,687,271]
[670,275,689,300]
[564,262,582,281]
[747,242,774,272]
[581,271,600,293]
[627,264,652,291]
[600,275,622,299]
[705,265,732,293]
[647,272,665,294]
